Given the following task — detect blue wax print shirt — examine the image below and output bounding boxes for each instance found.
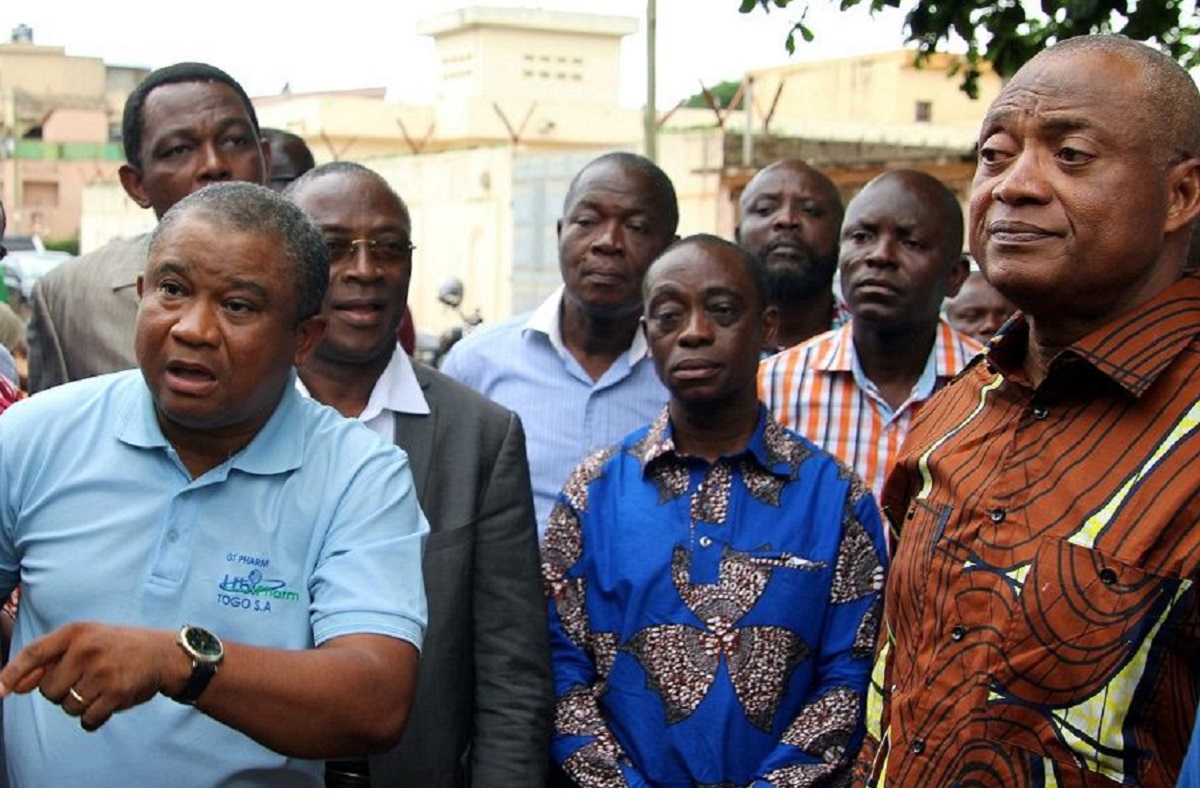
[1180,703,1200,787]
[542,406,887,787]
[0,370,429,787]
[441,287,668,540]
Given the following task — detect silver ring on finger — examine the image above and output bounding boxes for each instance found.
[68,686,88,705]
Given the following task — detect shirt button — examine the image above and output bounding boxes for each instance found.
[1032,406,1049,420]
[166,530,179,543]
[911,738,926,755]
[990,508,1006,523]
[951,625,966,641]
[1099,567,1118,585]
[698,535,713,548]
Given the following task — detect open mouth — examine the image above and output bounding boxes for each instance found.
[164,361,217,394]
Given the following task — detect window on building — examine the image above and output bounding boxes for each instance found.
[915,100,933,123]
[23,181,59,209]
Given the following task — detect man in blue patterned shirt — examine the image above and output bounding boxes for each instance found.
[542,234,887,787]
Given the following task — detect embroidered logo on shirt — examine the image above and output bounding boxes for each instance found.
[217,562,300,613]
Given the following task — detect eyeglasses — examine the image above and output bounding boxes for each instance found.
[325,237,415,266]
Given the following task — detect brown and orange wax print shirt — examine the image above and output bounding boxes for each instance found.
[856,274,1200,788]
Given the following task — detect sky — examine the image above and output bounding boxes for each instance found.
[0,1,911,108]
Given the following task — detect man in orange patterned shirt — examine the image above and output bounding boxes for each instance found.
[858,34,1200,787]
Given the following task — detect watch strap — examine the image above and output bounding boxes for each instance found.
[172,659,217,705]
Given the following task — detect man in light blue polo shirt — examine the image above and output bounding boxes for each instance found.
[0,182,429,787]
[442,152,676,537]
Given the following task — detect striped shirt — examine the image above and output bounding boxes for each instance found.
[858,275,1200,787]
[758,320,982,500]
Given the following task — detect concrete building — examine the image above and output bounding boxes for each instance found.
[0,25,148,241]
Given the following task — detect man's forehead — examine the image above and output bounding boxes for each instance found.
[985,50,1142,128]
[154,209,276,252]
[848,182,941,229]
[744,165,829,200]
[143,81,253,128]
[649,243,743,289]
[294,173,410,229]
[571,165,658,209]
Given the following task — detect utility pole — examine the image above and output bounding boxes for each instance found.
[644,0,657,162]
[742,75,754,166]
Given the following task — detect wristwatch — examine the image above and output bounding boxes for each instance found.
[170,625,224,705]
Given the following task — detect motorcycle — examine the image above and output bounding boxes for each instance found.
[413,277,482,369]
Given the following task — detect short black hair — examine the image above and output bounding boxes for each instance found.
[647,233,770,313]
[152,182,328,324]
[122,63,260,170]
[564,151,680,235]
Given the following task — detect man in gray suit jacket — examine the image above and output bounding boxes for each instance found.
[28,62,270,392]
[289,163,551,787]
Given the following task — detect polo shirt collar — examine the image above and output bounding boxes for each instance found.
[524,285,651,364]
[120,371,305,476]
[988,275,1200,398]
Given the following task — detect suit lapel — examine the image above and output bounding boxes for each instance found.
[393,365,437,507]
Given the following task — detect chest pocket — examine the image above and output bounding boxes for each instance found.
[986,536,1193,786]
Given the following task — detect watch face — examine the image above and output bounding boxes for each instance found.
[184,627,223,660]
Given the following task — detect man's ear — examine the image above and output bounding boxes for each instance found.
[258,137,272,187]
[944,255,970,300]
[1164,156,1200,235]
[118,164,152,210]
[760,304,780,352]
[293,315,328,368]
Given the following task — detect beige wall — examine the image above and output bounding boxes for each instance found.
[41,108,108,142]
[79,182,153,252]
[420,7,635,107]
[4,156,123,241]
[433,96,641,146]
[432,26,624,106]
[365,147,516,335]
[256,93,438,163]
[0,44,106,123]
[749,51,1001,133]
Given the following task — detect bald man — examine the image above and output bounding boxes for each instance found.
[759,169,981,500]
[857,35,1200,787]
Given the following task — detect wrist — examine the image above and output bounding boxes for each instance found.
[161,630,192,699]
[164,625,224,705]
